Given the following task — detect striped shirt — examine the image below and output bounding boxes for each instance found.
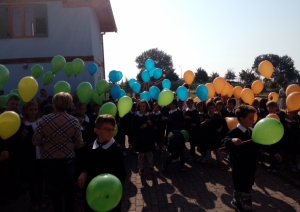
[32,113,84,159]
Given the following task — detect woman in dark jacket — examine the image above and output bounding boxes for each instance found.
[132,100,155,176]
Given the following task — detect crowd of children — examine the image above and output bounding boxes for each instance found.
[0,86,300,212]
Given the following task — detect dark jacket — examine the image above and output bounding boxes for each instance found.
[167,131,185,154]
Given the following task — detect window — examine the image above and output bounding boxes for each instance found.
[0,3,48,39]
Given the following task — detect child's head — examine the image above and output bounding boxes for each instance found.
[76,102,87,116]
[93,104,100,113]
[94,115,116,141]
[206,102,216,114]
[186,97,194,108]
[236,105,257,128]
[196,102,204,112]
[252,99,260,110]
[131,102,137,112]
[136,100,150,113]
[282,81,287,89]
[286,110,297,121]
[259,98,268,110]
[6,95,20,113]
[215,100,224,112]
[178,100,184,109]
[227,98,236,111]
[172,122,181,131]
[266,101,278,113]
[169,99,178,110]
[42,104,54,116]
[25,100,39,120]
[73,112,84,125]
[40,89,47,97]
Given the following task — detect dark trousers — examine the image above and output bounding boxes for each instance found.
[85,200,122,212]
[41,159,75,212]
[165,151,185,168]
[28,160,44,202]
[0,160,21,199]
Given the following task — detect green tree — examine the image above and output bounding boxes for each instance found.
[135,48,178,82]
[252,54,299,83]
[209,72,219,81]
[195,67,208,83]
[224,69,236,81]
[238,69,259,85]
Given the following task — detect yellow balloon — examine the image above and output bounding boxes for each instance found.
[268,92,278,101]
[0,111,21,139]
[183,70,195,85]
[266,113,280,121]
[286,84,300,96]
[225,117,239,130]
[251,80,264,95]
[241,88,254,105]
[227,85,234,97]
[286,92,300,112]
[18,76,38,102]
[258,60,274,79]
[205,83,215,98]
[233,86,242,99]
[193,97,201,103]
[213,77,226,94]
[221,82,231,96]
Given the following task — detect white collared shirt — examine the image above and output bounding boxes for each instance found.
[186,107,196,112]
[237,124,252,133]
[227,109,234,113]
[92,138,115,150]
[169,109,178,114]
[84,114,90,123]
[154,111,161,115]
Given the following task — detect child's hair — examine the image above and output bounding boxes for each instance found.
[259,98,268,110]
[235,105,257,122]
[186,97,193,103]
[266,100,278,108]
[172,122,181,130]
[43,104,54,116]
[206,101,215,109]
[213,97,221,103]
[171,99,178,106]
[216,100,224,106]
[253,99,259,104]
[95,114,116,128]
[7,95,20,102]
[136,100,150,112]
[227,98,236,106]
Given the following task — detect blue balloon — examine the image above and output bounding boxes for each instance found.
[145,59,155,71]
[141,70,150,83]
[88,63,98,76]
[176,86,188,101]
[149,68,155,77]
[109,70,119,83]
[140,91,150,102]
[128,78,136,88]
[196,84,208,101]
[149,86,160,100]
[117,71,123,81]
[110,84,121,100]
[132,82,141,94]
[153,68,162,80]
[118,89,126,99]
[162,79,171,89]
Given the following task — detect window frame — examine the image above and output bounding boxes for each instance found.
[8,3,35,38]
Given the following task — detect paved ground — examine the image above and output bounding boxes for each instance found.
[1,143,300,212]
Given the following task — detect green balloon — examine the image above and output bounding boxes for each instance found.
[72,58,85,76]
[252,118,284,145]
[77,82,93,104]
[51,55,66,74]
[96,79,109,95]
[117,96,132,118]
[64,62,73,77]
[92,89,104,105]
[53,81,71,94]
[114,125,118,137]
[98,102,117,117]
[6,92,24,105]
[31,64,44,79]
[86,173,123,212]
[0,65,10,85]
[0,95,7,107]
[158,89,174,106]
[181,130,189,142]
[43,71,55,85]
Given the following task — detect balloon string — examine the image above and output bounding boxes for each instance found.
[148,105,158,120]
[218,139,252,150]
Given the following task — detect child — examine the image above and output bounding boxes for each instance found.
[150,102,165,157]
[252,99,266,122]
[201,102,224,169]
[266,101,285,122]
[215,100,225,116]
[165,99,181,147]
[162,122,186,172]
[222,105,278,211]
[132,100,155,176]
[222,98,236,118]
[78,115,127,212]
[120,102,136,153]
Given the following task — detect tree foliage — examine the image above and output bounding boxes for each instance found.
[194,67,209,83]
[209,72,220,81]
[224,69,236,81]
[252,54,299,83]
[135,48,178,82]
[238,69,259,85]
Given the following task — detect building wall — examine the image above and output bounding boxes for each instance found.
[0,1,104,95]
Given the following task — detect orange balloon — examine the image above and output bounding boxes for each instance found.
[221,82,231,96]
[213,77,226,94]
[251,80,264,95]
[205,83,215,98]
[183,70,195,85]
[254,113,258,123]
[241,88,254,105]
[227,85,234,97]
[268,92,278,101]
[233,86,242,99]
[258,60,274,79]
[225,117,239,130]
[266,113,280,121]
[286,84,300,96]
[255,97,262,102]
[286,92,300,112]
